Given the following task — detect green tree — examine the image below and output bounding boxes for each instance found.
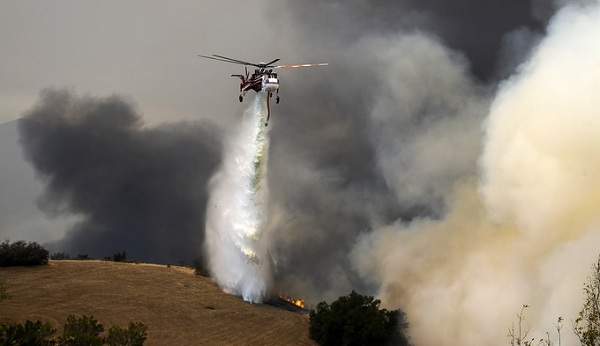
[60,315,104,346]
[574,255,600,346]
[0,240,49,266]
[0,320,56,346]
[0,317,147,345]
[106,322,147,346]
[111,251,127,262]
[51,252,71,260]
[309,290,410,346]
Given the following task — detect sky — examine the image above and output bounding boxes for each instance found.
[3,1,600,345]
[0,1,283,126]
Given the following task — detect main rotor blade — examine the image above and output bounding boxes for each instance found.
[198,55,247,66]
[200,54,328,70]
[263,58,281,67]
[213,55,281,69]
[273,63,329,69]
[198,54,256,66]
[212,54,256,66]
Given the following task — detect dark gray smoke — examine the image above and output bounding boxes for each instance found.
[274,0,551,81]
[18,89,221,263]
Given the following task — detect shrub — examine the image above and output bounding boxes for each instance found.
[60,315,104,346]
[51,252,71,260]
[111,251,127,262]
[0,240,49,266]
[309,290,411,346]
[106,322,148,346]
[104,252,127,262]
[0,320,56,345]
[0,317,147,345]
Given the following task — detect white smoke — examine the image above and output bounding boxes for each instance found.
[204,93,273,303]
[368,32,487,212]
[352,3,600,345]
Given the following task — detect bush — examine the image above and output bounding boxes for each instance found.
[104,252,127,262]
[0,316,147,345]
[112,251,127,262]
[106,322,148,346]
[60,315,105,346]
[309,290,411,346]
[51,252,71,260]
[0,320,56,346]
[0,240,49,266]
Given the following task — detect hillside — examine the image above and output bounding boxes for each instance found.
[0,260,315,345]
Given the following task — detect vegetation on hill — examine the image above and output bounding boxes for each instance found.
[0,240,48,266]
[0,315,147,346]
[0,320,55,346]
[104,251,127,262]
[50,252,71,260]
[309,290,411,346]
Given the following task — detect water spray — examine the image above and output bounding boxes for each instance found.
[204,92,273,303]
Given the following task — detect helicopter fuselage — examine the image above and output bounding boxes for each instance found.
[230,70,280,126]
[233,70,279,94]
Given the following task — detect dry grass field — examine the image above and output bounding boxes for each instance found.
[0,260,316,345]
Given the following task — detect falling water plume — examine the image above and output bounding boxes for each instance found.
[204,92,273,303]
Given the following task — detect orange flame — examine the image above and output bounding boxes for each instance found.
[279,293,305,309]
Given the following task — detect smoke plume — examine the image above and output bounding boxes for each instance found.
[18,88,221,264]
[204,94,273,303]
[264,0,508,302]
[249,0,600,344]
[351,3,600,345]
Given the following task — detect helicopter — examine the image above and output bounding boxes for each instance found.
[198,54,328,125]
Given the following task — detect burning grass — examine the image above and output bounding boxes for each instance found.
[279,293,306,309]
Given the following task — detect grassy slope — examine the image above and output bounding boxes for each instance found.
[0,260,315,345]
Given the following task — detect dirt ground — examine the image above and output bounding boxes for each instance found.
[0,260,316,345]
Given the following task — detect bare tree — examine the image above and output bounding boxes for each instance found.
[555,316,563,346]
[509,305,533,346]
[507,305,555,346]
